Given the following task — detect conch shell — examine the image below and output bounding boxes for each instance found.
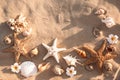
[38,62,50,72]
[52,65,64,75]
[74,47,87,58]
[29,47,39,57]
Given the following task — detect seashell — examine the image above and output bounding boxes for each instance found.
[20,61,37,78]
[22,28,32,37]
[92,27,103,38]
[106,45,116,53]
[104,62,113,71]
[95,8,107,15]
[101,16,115,28]
[52,65,64,75]
[3,36,12,45]
[74,47,87,58]
[85,64,94,71]
[30,47,38,57]
[38,62,50,72]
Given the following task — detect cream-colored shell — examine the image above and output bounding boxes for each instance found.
[52,65,64,75]
[30,47,38,57]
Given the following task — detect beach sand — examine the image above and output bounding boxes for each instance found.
[0,0,120,80]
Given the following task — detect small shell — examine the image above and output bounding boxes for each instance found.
[106,45,116,53]
[20,61,37,78]
[38,62,50,72]
[95,8,107,15]
[52,65,64,75]
[104,62,113,71]
[92,27,103,38]
[4,36,12,45]
[74,48,87,58]
[85,64,94,71]
[22,28,32,37]
[30,47,38,57]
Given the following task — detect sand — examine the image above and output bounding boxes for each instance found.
[0,0,120,80]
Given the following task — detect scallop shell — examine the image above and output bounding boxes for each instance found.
[106,45,116,53]
[30,47,39,57]
[52,65,64,75]
[38,62,50,72]
[95,8,107,15]
[20,61,37,77]
[4,36,12,45]
[74,48,87,58]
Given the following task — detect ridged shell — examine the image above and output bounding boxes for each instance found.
[38,62,50,72]
[74,48,87,58]
[20,61,37,77]
[52,65,64,75]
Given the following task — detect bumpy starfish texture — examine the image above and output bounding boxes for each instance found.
[83,40,117,73]
[42,38,66,63]
[1,33,30,62]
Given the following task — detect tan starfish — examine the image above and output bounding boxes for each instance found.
[83,39,117,73]
[1,33,30,62]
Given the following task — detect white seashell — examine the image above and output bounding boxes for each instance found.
[22,28,32,37]
[38,62,50,72]
[101,17,115,28]
[52,65,64,75]
[63,55,81,66]
[4,36,12,45]
[30,47,38,57]
[20,61,37,77]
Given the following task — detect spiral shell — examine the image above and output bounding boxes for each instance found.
[52,65,64,75]
[74,48,87,58]
[38,62,50,72]
[20,61,37,77]
[4,36,12,45]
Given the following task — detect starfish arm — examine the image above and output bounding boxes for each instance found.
[57,48,66,52]
[0,47,15,53]
[15,52,21,62]
[96,61,103,73]
[83,46,97,56]
[43,52,51,61]
[42,43,50,50]
[98,40,107,55]
[52,38,57,48]
[84,57,97,65]
[53,53,59,63]
[104,53,117,60]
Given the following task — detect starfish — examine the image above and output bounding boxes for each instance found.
[1,33,30,62]
[83,39,117,73]
[42,38,66,63]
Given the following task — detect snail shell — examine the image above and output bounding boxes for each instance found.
[38,62,50,72]
[30,48,39,57]
[106,45,116,53]
[52,65,64,75]
[4,36,12,45]
[74,48,87,58]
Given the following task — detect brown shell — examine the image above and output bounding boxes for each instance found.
[74,48,87,58]
[106,45,116,53]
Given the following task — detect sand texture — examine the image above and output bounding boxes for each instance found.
[0,0,120,80]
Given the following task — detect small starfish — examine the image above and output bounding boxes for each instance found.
[1,33,30,62]
[83,39,117,73]
[42,38,66,63]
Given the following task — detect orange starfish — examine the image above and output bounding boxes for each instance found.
[83,40,117,73]
[1,33,30,62]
